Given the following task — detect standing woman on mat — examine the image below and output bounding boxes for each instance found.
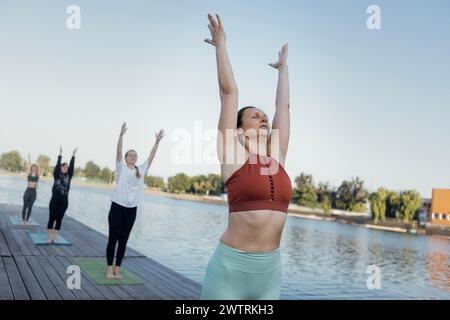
[106,123,165,279]
[47,146,77,243]
[201,14,292,300]
[21,154,41,225]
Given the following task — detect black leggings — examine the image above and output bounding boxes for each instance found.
[106,202,137,267]
[22,188,37,221]
[47,195,68,230]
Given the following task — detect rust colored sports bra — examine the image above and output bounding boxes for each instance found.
[225,153,293,213]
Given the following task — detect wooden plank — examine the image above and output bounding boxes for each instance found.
[47,256,91,300]
[124,258,184,299]
[0,231,11,257]
[2,228,21,256]
[3,256,29,300]
[0,257,14,299]
[26,256,61,300]
[20,230,42,256]
[13,256,46,300]
[135,257,201,298]
[104,282,135,300]
[123,258,173,299]
[67,232,98,257]
[35,256,77,300]
[10,229,32,256]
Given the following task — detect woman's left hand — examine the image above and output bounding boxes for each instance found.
[269,43,288,69]
[155,129,165,143]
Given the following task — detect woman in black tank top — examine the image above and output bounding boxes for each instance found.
[22,158,40,225]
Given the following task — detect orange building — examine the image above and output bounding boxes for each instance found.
[431,189,450,226]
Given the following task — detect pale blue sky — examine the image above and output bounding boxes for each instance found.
[0,0,449,197]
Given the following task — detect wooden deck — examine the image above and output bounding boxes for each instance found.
[0,203,201,300]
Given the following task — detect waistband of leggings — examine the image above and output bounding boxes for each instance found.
[212,241,281,273]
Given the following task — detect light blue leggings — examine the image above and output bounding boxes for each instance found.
[201,241,282,300]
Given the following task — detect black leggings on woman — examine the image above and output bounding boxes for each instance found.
[106,201,137,267]
[22,188,37,221]
[47,195,69,230]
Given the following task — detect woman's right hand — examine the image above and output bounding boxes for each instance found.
[205,14,226,47]
[59,145,63,156]
[120,122,127,136]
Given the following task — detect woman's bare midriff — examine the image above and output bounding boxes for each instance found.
[27,182,37,189]
[220,209,287,252]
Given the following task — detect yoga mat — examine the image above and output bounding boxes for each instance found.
[28,232,71,246]
[72,257,144,285]
[9,216,40,227]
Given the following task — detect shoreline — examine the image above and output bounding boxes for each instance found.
[1,171,448,238]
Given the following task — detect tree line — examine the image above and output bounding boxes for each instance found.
[1,150,423,222]
[293,172,423,223]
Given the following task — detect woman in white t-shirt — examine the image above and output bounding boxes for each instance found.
[106,122,165,279]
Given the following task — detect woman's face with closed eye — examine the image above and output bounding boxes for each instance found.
[238,107,270,138]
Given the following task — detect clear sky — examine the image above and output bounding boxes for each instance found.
[1,0,449,198]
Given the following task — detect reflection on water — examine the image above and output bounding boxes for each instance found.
[0,175,449,299]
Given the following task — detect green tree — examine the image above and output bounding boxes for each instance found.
[317,182,334,214]
[167,173,190,194]
[84,161,101,180]
[189,175,209,195]
[321,196,332,215]
[398,190,422,223]
[99,167,113,184]
[292,173,318,208]
[145,175,165,189]
[74,167,84,178]
[206,173,224,196]
[386,191,401,219]
[369,188,387,224]
[36,154,51,176]
[0,151,24,172]
[335,177,368,212]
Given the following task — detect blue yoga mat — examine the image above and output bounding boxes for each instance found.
[9,216,40,227]
[28,232,71,246]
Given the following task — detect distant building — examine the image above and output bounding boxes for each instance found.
[430,189,450,226]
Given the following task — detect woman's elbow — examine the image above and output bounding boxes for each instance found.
[220,85,238,96]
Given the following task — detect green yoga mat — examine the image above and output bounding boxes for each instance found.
[72,257,145,285]
[29,232,71,245]
[10,216,40,227]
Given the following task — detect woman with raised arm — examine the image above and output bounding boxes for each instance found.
[21,154,41,225]
[47,146,77,243]
[201,14,292,300]
[106,123,165,279]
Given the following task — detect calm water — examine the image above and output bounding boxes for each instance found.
[0,175,449,299]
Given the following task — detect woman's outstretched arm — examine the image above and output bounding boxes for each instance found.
[69,148,77,177]
[54,146,62,180]
[117,122,127,162]
[146,129,165,169]
[27,153,31,175]
[269,44,290,164]
[205,14,238,163]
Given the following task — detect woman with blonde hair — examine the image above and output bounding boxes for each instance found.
[22,154,41,225]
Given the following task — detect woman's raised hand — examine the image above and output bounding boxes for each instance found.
[269,43,288,69]
[205,14,226,47]
[155,129,165,143]
[120,122,127,136]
